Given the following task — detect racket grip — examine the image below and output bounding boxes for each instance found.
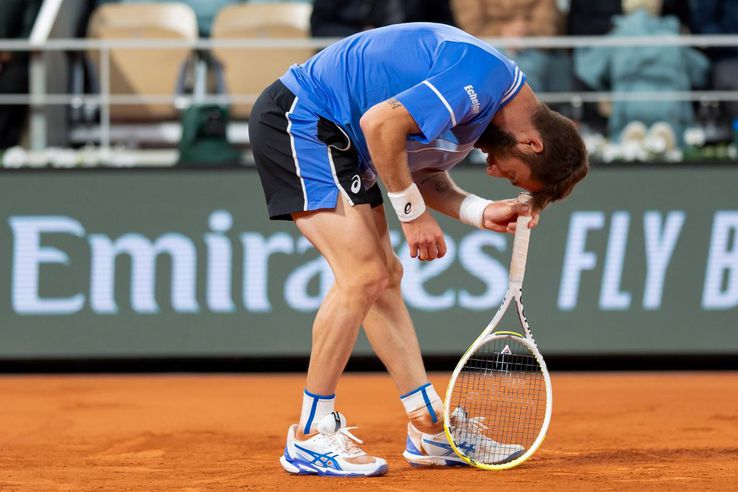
[509,192,532,286]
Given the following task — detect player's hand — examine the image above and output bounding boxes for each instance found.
[401,211,447,261]
[481,199,540,233]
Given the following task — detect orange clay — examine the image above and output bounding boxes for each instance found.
[0,372,736,490]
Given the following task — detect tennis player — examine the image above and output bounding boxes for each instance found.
[249,22,588,477]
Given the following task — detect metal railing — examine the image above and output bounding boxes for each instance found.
[0,34,737,154]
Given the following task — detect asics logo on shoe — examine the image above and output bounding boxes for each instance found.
[422,438,455,456]
[282,419,388,476]
[423,438,475,456]
[294,444,343,471]
[456,441,476,454]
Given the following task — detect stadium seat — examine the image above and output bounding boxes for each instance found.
[211,2,314,119]
[86,3,198,121]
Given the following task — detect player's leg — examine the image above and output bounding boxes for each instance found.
[292,195,390,401]
[362,204,468,467]
[280,195,389,475]
[251,83,386,402]
[250,81,387,476]
[361,204,444,433]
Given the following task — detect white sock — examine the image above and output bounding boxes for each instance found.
[400,383,443,433]
[298,389,335,435]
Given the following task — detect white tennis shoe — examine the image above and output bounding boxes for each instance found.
[280,411,388,477]
[403,407,524,466]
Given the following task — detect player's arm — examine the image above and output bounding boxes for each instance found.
[415,169,537,233]
[360,98,447,260]
[413,169,466,217]
[360,98,419,192]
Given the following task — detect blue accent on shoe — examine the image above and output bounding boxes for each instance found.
[294,443,343,471]
[422,438,454,456]
[405,435,423,456]
[283,451,387,477]
[503,449,525,463]
[444,459,467,466]
[399,382,431,399]
[457,442,476,454]
[282,448,316,475]
[422,438,475,456]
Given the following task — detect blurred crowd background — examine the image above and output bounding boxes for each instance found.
[0,0,737,167]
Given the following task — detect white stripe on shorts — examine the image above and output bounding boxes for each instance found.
[285,96,308,211]
[326,147,355,207]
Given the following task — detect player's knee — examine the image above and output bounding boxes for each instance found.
[386,256,403,290]
[344,263,389,302]
[362,267,390,301]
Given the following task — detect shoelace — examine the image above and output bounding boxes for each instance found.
[325,426,364,457]
[463,416,490,434]
[452,415,504,447]
[451,414,489,434]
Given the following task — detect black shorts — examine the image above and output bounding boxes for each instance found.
[249,80,383,221]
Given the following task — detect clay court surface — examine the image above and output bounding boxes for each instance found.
[1,372,737,491]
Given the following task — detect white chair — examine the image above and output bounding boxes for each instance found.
[212,3,314,119]
[87,3,198,121]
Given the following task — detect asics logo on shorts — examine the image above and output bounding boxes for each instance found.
[351,175,361,193]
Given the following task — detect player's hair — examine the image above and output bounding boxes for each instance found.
[478,105,589,210]
[524,105,589,210]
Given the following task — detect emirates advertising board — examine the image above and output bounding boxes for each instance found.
[0,166,736,358]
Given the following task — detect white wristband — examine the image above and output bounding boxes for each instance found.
[387,183,426,222]
[459,194,493,229]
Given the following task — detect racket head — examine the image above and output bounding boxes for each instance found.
[443,332,552,470]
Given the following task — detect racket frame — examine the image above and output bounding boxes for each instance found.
[443,192,553,470]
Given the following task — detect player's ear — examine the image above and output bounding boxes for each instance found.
[526,135,544,154]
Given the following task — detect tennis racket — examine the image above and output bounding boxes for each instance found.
[443,191,552,470]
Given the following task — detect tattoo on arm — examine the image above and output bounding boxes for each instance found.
[434,179,451,195]
[418,172,452,195]
[387,98,402,109]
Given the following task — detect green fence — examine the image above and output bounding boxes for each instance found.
[1,166,736,358]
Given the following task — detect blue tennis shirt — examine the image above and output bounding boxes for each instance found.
[279,22,525,180]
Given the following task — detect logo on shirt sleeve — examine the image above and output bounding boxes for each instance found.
[464,85,481,114]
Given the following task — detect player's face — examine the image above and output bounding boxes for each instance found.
[484,153,544,193]
[476,123,544,193]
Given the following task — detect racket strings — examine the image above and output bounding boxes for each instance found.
[450,337,546,465]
